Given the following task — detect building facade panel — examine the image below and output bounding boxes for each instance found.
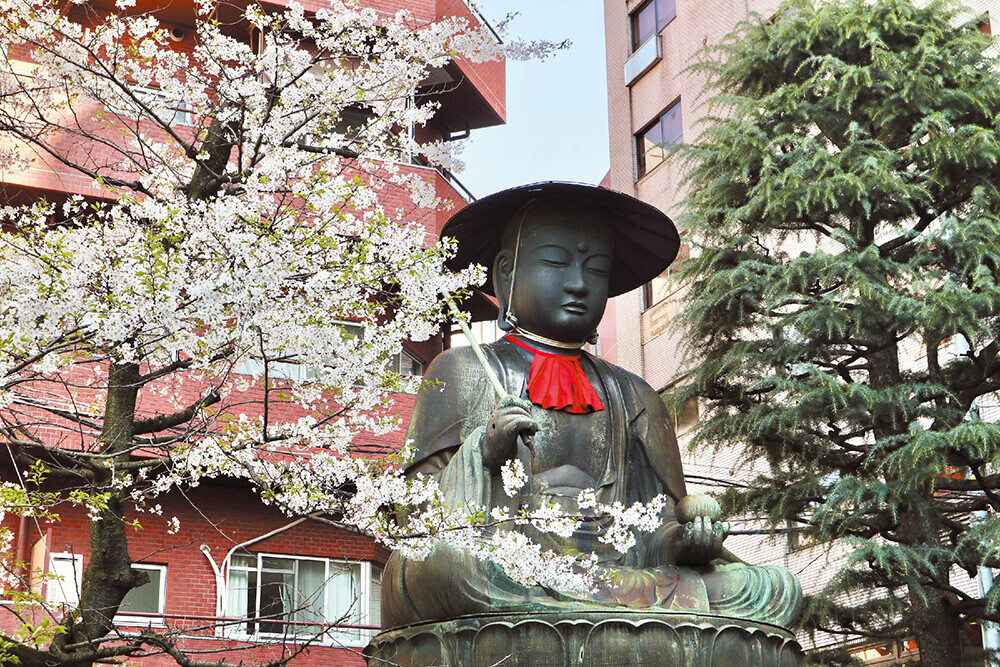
[604,0,1000,660]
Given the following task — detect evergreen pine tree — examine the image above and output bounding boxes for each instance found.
[677,1,1000,664]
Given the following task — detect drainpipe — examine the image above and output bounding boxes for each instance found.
[40,526,51,599]
[200,513,321,617]
[14,515,27,586]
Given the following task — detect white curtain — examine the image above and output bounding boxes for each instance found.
[327,564,360,643]
[295,559,326,633]
[226,569,249,636]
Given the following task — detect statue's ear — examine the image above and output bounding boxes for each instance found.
[493,250,515,331]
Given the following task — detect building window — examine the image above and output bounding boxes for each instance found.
[298,106,372,154]
[642,243,689,309]
[117,563,167,624]
[134,86,193,126]
[451,319,504,348]
[236,325,423,382]
[671,398,699,435]
[636,100,682,178]
[980,12,991,34]
[297,102,421,165]
[38,552,82,607]
[630,0,677,52]
[369,563,382,633]
[226,553,382,644]
[235,322,363,381]
[389,348,425,377]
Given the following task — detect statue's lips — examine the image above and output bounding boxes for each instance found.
[561,302,588,314]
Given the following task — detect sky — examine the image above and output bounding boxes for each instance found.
[455,1,611,199]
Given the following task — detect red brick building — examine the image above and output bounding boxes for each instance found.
[0,1,505,664]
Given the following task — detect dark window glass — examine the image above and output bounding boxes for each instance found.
[244,568,258,634]
[257,561,294,634]
[656,0,676,31]
[631,2,656,51]
[119,566,163,614]
[631,0,676,52]
[636,101,683,178]
[662,102,683,145]
[400,350,424,376]
[639,121,664,177]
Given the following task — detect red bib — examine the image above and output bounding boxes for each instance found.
[505,336,605,414]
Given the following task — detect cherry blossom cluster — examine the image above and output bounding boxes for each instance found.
[579,491,669,554]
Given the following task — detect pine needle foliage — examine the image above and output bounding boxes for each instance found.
[675,0,1000,663]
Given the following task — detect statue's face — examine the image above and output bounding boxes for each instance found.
[498,209,613,343]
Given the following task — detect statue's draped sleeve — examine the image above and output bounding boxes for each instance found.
[609,363,688,506]
[614,366,748,566]
[403,346,502,507]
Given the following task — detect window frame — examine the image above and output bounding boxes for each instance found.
[234,323,425,383]
[225,552,382,646]
[44,552,83,607]
[296,97,422,166]
[297,105,373,154]
[116,562,168,625]
[389,347,425,377]
[641,243,689,311]
[636,99,683,179]
[630,0,677,53]
[450,319,504,348]
[235,321,364,381]
[133,85,194,126]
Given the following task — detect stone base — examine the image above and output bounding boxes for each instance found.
[364,610,804,667]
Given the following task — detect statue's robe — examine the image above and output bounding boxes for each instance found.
[382,338,801,629]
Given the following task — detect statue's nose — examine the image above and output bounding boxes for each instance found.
[564,266,589,296]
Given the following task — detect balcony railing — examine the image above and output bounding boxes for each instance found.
[625,35,661,86]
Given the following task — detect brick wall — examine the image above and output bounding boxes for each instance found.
[1,475,391,665]
[605,0,784,387]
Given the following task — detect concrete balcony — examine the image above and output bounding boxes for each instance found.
[81,0,505,136]
[423,0,506,135]
[364,0,506,135]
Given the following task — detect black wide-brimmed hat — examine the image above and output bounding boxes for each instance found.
[441,182,680,297]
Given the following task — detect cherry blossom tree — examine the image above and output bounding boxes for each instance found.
[0,0,518,663]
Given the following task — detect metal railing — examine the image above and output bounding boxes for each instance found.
[440,167,477,202]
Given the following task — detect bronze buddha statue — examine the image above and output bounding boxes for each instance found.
[370,183,803,666]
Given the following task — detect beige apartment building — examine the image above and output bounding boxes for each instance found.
[602,0,999,662]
